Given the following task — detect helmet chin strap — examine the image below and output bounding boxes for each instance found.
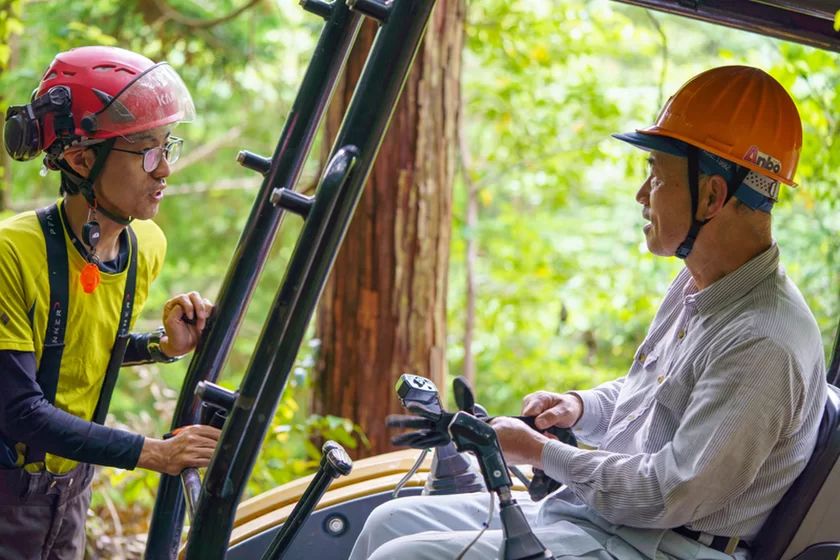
[58,138,134,227]
[83,192,133,227]
[674,145,750,260]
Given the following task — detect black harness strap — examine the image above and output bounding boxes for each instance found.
[27,203,138,465]
[34,204,68,408]
[92,226,137,424]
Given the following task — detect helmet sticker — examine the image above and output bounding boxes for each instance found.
[744,145,782,175]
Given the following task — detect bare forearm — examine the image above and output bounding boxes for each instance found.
[136,437,168,472]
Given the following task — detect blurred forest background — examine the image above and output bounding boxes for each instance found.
[1,0,839,557]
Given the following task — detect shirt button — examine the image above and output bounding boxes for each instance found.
[627,414,636,421]
[639,353,647,363]
[677,330,686,340]
[657,375,664,384]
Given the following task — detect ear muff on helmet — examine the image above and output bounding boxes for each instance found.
[3,107,41,161]
[3,85,75,161]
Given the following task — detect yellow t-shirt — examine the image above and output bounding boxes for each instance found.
[0,199,166,473]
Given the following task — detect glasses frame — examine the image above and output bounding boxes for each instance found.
[110,136,184,172]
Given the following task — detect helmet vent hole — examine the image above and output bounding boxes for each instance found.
[115,68,134,74]
[44,71,58,81]
[93,65,115,72]
[62,72,75,77]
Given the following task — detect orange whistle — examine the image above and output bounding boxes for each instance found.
[80,263,101,294]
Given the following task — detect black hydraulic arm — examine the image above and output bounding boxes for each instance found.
[144,3,363,557]
[183,1,437,557]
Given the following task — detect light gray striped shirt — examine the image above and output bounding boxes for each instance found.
[541,243,827,540]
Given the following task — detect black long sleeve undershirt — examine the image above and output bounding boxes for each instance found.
[0,350,144,470]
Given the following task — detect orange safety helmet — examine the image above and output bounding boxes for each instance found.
[636,65,802,187]
[613,66,803,259]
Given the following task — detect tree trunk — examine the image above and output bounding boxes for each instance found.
[312,2,465,459]
[459,83,477,387]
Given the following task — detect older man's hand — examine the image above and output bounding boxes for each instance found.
[521,391,583,430]
[490,416,550,468]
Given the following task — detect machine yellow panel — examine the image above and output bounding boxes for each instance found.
[234,449,433,526]
[227,451,528,551]
[230,471,430,547]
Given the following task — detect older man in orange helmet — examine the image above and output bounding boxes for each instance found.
[349,66,828,560]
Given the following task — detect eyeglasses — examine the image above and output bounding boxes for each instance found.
[110,137,183,172]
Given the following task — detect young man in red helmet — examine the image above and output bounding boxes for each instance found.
[0,46,221,559]
[350,66,829,559]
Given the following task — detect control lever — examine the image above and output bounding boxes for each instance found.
[397,373,444,419]
[503,416,577,502]
[455,375,577,501]
[394,374,484,495]
[448,411,510,491]
[447,411,552,559]
[389,376,555,559]
[261,441,353,560]
[453,375,476,414]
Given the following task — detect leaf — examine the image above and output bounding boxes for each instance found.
[6,17,23,36]
[531,45,549,64]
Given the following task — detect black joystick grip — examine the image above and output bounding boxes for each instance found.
[323,440,353,476]
[509,416,577,502]
[260,441,353,560]
[396,374,443,419]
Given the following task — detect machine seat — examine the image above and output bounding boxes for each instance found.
[752,385,840,560]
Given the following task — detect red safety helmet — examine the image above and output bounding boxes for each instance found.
[1,46,196,227]
[37,45,195,151]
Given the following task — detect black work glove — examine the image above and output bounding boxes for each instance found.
[386,406,455,450]
[390,428,452,449]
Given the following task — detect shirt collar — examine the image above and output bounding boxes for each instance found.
[682,242,779,315]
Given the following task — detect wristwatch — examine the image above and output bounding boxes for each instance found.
[147,326,184,364]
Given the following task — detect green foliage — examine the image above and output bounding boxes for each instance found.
[0,4,22,69]
[449,0,840,414]
[2,0,840,557]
